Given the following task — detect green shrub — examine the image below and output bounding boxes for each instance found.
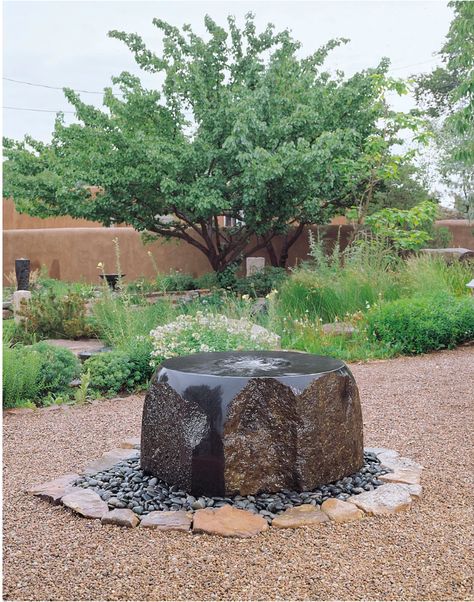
[150,312,280,364]
[194,271,220,290]
[365,200,439,251]
[156,270,196,292]
[91,296,176,348]
[236,267,287,297]
[402,254,474,297]
[30,342,80,397]
[14,290,95,343]
[3,345,43,408]
[117,336,155,384]
[367,294,474,354]
[84,351,144,394]
[215,264,239,290]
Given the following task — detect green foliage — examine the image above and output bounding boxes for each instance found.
[3,345,43,408]
[215,264,239,289]
[75,369,91,404]
[91,295,176,348]
[276,234,401,322]
[235,267,287,297]
[425,225,454,249]
[117,336,155,385]
[365,200,439,250]
[441,1,474,164]
[150,312,279,364]
[3,341,79,408]
[3,14,423,271]
[90,295,174,391]
[84,351,144,394]
[194,271,220,290]
[3,319,16,344]
[369,164,438,214]
[14,290,95,343]
[414,1,474,177]
[402,254,473,297]
[156,270,196,292]
[367,293,474,355]
[30,342,80,398]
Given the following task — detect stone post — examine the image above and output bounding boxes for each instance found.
[13,290,32,324]
[15,258,31,291]
[246,256,265,277]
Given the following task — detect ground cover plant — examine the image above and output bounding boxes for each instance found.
[367,293,474,354]
[3,345,44,409]
[149,311,280,365]
[2,342,80,408]
[12,289,96,344]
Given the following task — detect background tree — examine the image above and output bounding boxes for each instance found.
[4,14,423,271]
[414,1,473,215]
[368,164,438,214]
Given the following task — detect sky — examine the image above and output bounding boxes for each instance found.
[3,0,453,143]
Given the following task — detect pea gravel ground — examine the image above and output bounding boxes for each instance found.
[3,347,474,601]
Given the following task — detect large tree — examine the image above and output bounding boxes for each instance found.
[3,14,421,271]
[414,1,473,213]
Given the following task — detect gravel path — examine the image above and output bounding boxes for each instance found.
[3,347,474,601]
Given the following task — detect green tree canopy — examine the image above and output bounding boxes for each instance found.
[414,1,474,164]
[368,164,438,214]
[3,14,422,271]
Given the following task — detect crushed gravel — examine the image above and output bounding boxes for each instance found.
[3,347,474,601]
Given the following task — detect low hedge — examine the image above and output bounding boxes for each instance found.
[367,293,474,355]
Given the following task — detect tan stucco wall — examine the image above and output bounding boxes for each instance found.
[436,220,474,249]
[3,227,213,283]
[2,225,355,284]
[3,197,111,230]
[3,209,473,285]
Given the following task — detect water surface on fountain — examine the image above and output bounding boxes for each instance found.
[160,351,344,377]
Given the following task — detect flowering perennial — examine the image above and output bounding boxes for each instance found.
[150,312,279,363]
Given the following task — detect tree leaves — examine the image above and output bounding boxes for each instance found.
[3,13,419,270]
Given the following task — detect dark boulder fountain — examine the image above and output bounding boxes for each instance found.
[141,351,364,497]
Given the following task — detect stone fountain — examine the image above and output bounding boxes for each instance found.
[141,351,364,497]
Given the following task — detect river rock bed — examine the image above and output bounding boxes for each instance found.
[73,451,390,523]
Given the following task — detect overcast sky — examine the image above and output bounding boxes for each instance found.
[3,0,452,144]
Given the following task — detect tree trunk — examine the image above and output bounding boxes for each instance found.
[277,223,306,268]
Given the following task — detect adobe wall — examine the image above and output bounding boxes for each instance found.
[3,208,473,285]
[3,197,109,230]
[2,225,353,284]
[436,220,474,249]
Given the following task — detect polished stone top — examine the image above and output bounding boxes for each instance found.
[159,351,345,378]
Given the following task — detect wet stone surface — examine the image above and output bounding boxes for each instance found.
[142,351,364,496]
[73,450,389,525]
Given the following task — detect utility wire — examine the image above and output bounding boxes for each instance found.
[3,56,441,115]
[3,76,123,96]
[3,106,76,114]
[388,57,441,72]
[3,55,440,94]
